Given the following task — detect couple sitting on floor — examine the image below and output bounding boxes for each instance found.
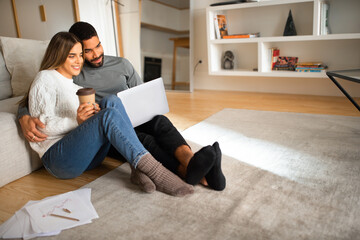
[18,22,226,197]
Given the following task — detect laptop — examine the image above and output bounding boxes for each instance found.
[117,78,169,127]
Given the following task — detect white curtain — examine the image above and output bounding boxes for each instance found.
[77,0,141,74]
[77,0,118,56]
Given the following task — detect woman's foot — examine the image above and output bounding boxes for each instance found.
[136,153,194,197]
[185,146,215,185]
[205,142,226,191]
[130,166,156,193]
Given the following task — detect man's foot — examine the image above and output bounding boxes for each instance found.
[130,166,156,193]
[185,146,215,185]
[136,153,194,197]
[205,142,226,191]
[200,178,208,186]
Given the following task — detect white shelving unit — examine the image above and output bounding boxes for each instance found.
[206,0,360,78]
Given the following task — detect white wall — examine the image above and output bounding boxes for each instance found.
[0,0,74,41]
[0,0,19,38]
[118,0,141,75]
[141,0,189,32]
[190,0,360,97]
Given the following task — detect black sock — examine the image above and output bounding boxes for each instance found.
[185,146,215,185]
[205,142,226,191]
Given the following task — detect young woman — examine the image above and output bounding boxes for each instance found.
[26,32,193,197]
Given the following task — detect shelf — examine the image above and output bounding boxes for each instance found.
[210,70,326,78]
[206,0,360,78]
[208,0,315,11]
[141,23,189,35]
[210,33,360,44]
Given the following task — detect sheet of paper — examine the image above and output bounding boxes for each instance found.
[0,188,98,239]
[0,213,17,237]
[1,213,21,238]
[20,203,61,240]
[0,201,61,239]
[25,189,97,233]
[74,188,98,219]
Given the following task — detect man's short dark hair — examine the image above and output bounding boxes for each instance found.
[69,21,98,41]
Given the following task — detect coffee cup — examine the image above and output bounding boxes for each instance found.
[76,88,96,104]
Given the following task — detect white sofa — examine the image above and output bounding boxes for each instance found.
[0,36,49,187]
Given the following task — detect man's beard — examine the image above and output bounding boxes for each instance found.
[85,54,104,68]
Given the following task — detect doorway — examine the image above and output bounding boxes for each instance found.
[140,0,190,91]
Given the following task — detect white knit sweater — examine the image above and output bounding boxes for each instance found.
[29,70,82,158]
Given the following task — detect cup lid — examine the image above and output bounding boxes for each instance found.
[76,88,95,96]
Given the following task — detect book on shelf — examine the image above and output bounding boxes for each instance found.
[222,32,260,39]
[295,62,323,67]
[320,1,330,35]
[295,62,327,72]
[273,56,298,71]
[213,15,221,39]
[216,15,228,39]
[296,69,325,72]
[269,48,280,69]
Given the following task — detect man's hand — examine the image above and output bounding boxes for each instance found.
[77,103,100,125]
[19,115,48,142]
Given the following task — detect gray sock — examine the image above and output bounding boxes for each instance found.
[136,153,194,197]
[130,165,156,193]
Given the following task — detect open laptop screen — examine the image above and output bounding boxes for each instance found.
[117,78,169,127]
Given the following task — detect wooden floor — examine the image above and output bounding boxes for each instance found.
[0,90,359,224]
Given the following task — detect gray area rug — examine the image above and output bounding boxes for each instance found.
[42,109,360,240]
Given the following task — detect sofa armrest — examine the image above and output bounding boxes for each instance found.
[0,112,41,187]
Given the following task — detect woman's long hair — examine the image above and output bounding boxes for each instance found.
[19,32,82,107]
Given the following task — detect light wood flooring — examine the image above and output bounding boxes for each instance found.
[0,90,359,224]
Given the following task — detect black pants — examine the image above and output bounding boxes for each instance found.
[108,115,188,173]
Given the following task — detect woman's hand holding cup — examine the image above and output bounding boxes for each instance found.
[76,102,100,124]
[76,88,100,124]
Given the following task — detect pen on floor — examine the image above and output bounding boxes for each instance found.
[50,213,80,221]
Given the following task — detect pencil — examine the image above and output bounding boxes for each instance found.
[50,213,80,221]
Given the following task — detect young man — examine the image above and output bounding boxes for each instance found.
[18,22,225,191]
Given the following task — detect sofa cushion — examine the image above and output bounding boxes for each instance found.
[0,51,12,100]
[0,112,42,187]
[0,36,49,97]
[0,96,23,114]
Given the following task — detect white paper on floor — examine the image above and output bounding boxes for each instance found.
[0,188,98,239]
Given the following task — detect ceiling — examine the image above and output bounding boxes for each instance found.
[150,0,189,9]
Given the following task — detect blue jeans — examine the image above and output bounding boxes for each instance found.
[42,95,148,179]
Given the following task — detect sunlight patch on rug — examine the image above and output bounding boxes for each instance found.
[183,121,315,182]
[182,109,360,187]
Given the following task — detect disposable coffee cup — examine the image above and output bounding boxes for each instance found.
[76,88,96,104]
